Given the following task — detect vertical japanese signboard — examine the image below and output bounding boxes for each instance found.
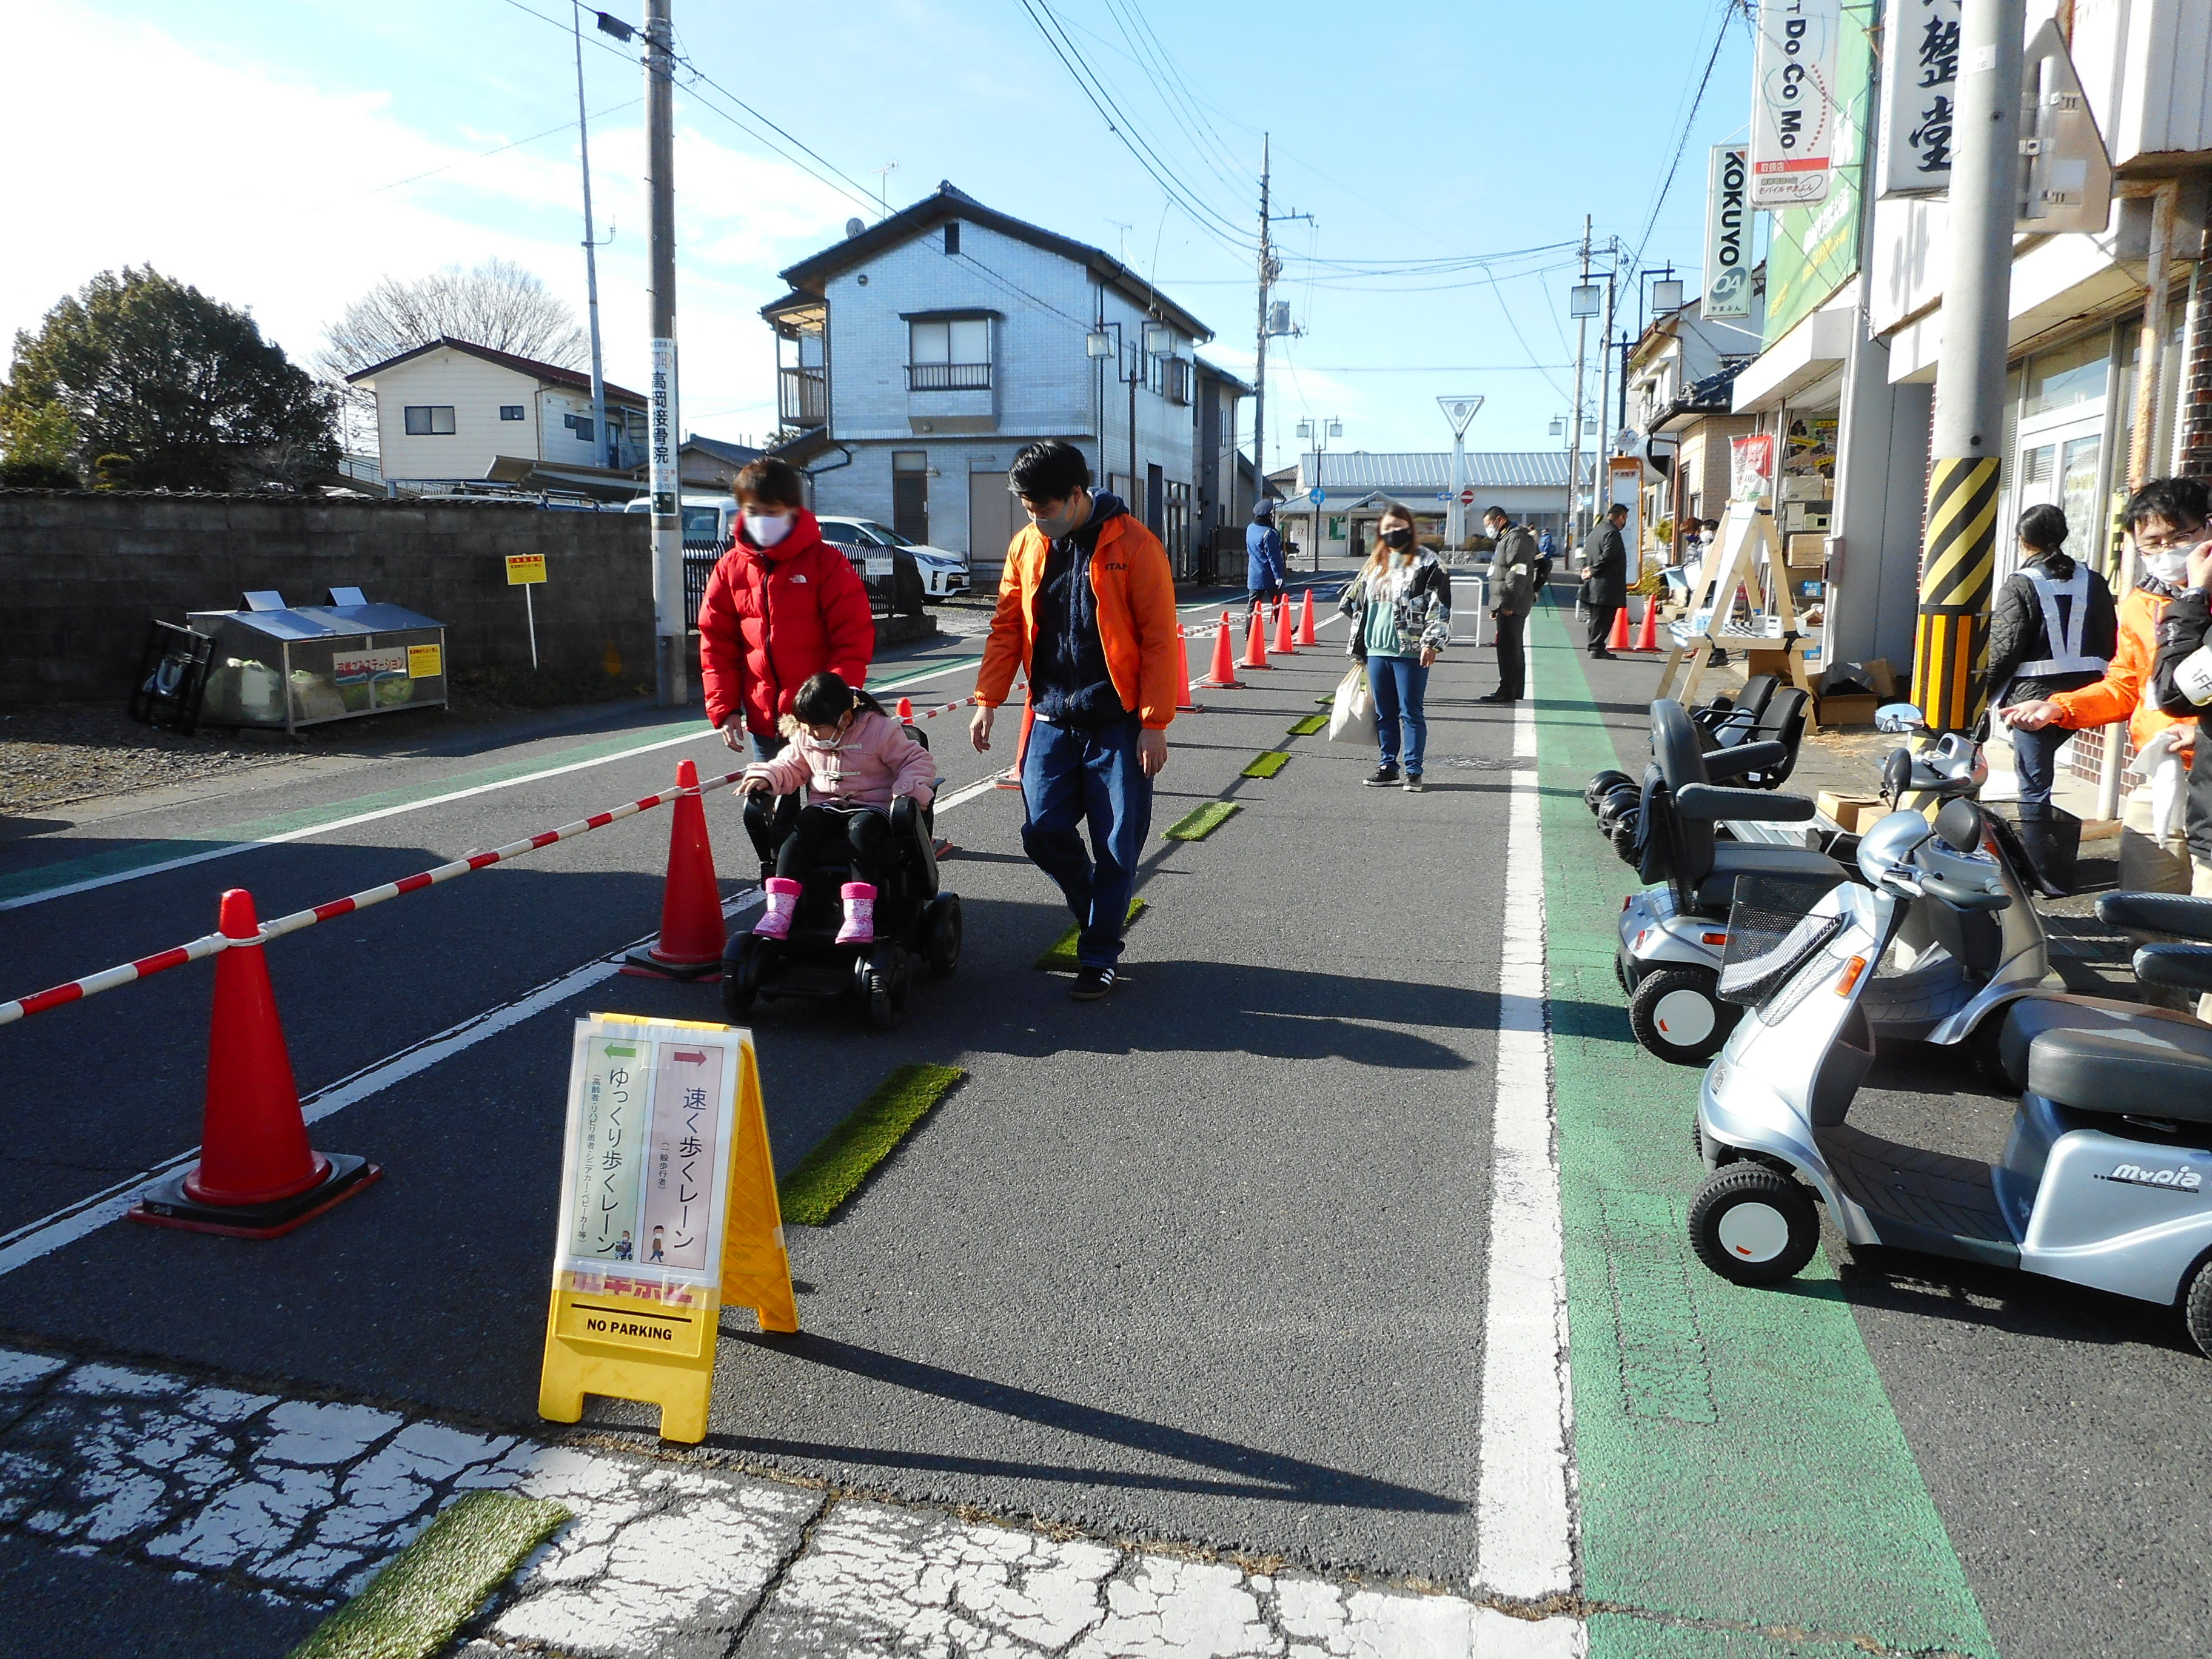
[539,1013,796,1444]
[1878,0,1960,196]
[1703,146,1754,320]
[648,337,679,518]
[1749,0,1843,208]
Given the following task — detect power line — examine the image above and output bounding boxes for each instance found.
[1623,0,1740,281]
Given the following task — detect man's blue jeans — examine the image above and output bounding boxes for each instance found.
[1021,716,1152,967]
[1367,654,1429,776]
[2009,722,2070,806]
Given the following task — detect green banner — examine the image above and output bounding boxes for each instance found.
[1762,4,1875,347]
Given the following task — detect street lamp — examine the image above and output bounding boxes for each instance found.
[1295,416,1342,572]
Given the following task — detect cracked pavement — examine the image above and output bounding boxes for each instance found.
[0,1346,1581,1658]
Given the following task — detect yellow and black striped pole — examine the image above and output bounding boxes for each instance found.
[1912,457,2000,731]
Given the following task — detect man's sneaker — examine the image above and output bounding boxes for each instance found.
[1069,965,1119,1000]
[1364,764,1401,787]
[1403,774,1426,793]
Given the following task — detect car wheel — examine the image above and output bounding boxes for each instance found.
[1627,965,1738,1066]
[1688,1163,1820,1285]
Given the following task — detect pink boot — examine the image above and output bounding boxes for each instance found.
[836,881,877,945]
[753,876,802,939]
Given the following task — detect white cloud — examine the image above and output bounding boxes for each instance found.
[1,3,853,446]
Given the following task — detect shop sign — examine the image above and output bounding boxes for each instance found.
[1878,0,1960,196]
[649,337,679,518]
[1703,146,1754,320]
[1749,0,1843,208]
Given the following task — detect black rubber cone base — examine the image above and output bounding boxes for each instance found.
[129,1153,381,1241]
[620,948,722,982]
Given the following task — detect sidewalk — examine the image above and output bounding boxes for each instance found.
[0,1344,1580,1658]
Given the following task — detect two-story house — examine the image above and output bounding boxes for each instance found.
[1624,292,1763,555]
[346,337,647,498]
[760,183,1237,574]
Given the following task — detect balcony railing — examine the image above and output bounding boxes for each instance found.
[779,365,827,427]
[905,361,993,392]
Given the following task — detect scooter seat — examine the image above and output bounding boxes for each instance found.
[1997,994,2209,1091]
[1692,843,1845,913]
[2025,1021,2212,1122]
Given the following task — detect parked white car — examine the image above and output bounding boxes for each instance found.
[817,517,970,600]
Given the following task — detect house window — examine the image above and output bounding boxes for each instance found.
[563,413,595,443]
[944,222,960,255]
[908,318,991,390]
[403,405,456,436]
[499,405,525,421]
[1163,358,1192,406]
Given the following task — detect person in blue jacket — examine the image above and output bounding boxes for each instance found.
[1246,498,1288,630]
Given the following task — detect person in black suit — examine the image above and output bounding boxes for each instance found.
[1580,503,1629,658]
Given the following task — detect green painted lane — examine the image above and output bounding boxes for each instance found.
[1529,602,1997,1659]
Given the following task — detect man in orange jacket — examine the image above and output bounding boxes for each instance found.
[2003,477,2204,893]
[971,440,1181,1000]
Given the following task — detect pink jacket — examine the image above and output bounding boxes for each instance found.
[743,709,935,810]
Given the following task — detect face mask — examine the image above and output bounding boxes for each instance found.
[1381,527,1415,552]
[745,512,793,548]
[1028,499,1082,540]
[2142,548,2191,584]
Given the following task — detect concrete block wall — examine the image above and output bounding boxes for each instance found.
[0,492,656,707]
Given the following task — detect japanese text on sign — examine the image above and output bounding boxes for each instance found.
[649,337,679,518]
[506,554,548,586]
[1703,146,1752,320]
[1749,0,1841,207]
[1878,0,1960,196]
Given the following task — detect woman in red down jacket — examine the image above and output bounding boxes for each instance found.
[698,457,876,760]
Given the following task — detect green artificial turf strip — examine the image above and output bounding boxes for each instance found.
[777,1063,967,1225]
[1287,714,1329,736]
[1315,692,1336,706]
[289,1491,569,1659]
[1242,750,1291,779]
[1033,898,1146,971]
[1164,800,1239,841]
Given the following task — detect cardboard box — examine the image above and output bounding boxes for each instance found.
[1815,692,1881,727]
[1818,790,1889,833]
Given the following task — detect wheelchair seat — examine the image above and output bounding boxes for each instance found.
[2025,1018,2212,1122]
[1997,993,2211,1092]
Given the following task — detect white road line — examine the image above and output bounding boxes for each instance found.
[0,724,722,915]
[0,769,1023,1278]
[1475,669,1576,1601]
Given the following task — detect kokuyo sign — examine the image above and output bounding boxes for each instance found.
[1749,0,1842,208]
[1703,146,1753,320]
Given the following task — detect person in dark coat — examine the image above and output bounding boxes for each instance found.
[1479,504,1537,703]
[2150,523,2212,930]
[1986,503,2117,814]
[1245,499,1287,631]
[1580,503,1630,658]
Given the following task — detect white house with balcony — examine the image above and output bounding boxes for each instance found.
[761,183,1235,574]
[346,337,647,498]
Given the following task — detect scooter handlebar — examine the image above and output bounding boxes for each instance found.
[1674,783,1816,822]
[1919,873,2011,911]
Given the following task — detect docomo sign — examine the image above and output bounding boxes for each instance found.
[1703,146,1752,320]
[1749,0,1842,208]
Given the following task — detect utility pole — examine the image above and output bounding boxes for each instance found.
[1596,238,1618,510]
[1567,215,1591,546]
[1911,0,2025,734]
[643,0,683,708]
[572,3,611,469]
[1253,134,1273,507]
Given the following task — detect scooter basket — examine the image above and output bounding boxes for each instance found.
[1716,874,1847,1007]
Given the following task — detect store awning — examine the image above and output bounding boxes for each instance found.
[1731,307,1856,413]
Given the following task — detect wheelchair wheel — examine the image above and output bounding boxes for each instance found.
[722,933,767,1018]
[1627,965,1738,1065]
[923,894,963,977]
[862,943,912,1030]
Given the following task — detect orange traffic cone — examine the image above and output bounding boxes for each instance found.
[1199,620,1243,688]
[1298,588,1317,646]
[623,758,726,980]
[897,695,914,721]
[1176,628,1202,711]
[1632,597,1660,652]
[1273,594,1296,654]
[129,889,381,1239]
[1606,605,1632,652]
[1242,608,1272,669]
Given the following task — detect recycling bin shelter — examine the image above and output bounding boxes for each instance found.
[189,587,448,732]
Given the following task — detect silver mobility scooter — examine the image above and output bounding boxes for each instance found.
[1690,793,2212,1355]
[1617,700,2049,1066]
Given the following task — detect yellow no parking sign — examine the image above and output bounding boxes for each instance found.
[538,1013,797,1443]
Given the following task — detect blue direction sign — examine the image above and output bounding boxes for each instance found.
[1307,486,1325,506]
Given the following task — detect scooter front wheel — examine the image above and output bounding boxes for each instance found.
[1627,965,1740,1065]
[1688,1164,1820,1285]
[2184,1255,2212,1361]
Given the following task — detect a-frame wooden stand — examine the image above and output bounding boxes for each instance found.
[1654,498,1819,726]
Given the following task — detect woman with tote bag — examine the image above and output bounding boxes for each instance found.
[1336,500,1450,791]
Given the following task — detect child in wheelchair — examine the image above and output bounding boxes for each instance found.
[737,671,936,945]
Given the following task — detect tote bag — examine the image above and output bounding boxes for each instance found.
[1327,663,1376,745]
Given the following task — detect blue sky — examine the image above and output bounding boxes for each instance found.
[4,0,1757,463]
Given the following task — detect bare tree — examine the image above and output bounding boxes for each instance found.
[317,258,588,380]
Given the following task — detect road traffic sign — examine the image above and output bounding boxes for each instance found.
[506,554,548,586]
[1307,486,1325,506]
[1458,486,1478,506]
